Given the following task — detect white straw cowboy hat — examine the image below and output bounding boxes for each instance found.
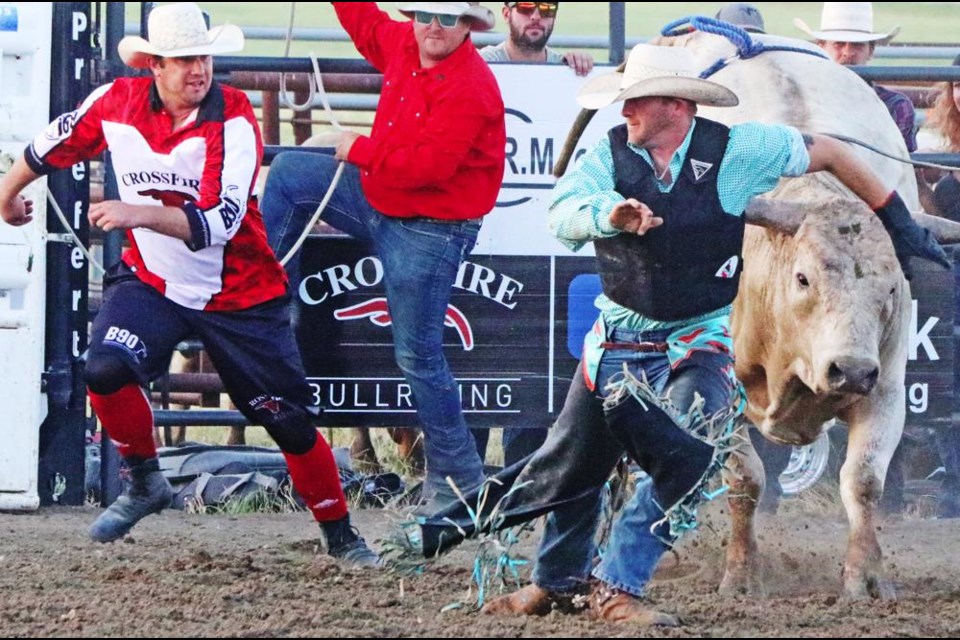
[576,44,739,111]
[118,3,244,69]
[794,3,900,44]
[396,2,496,32]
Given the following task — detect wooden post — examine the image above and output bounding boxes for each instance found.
[292,82,313,145]
[261,90,281,146]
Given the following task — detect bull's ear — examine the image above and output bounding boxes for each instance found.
[913,211,960,244]
[744,199,805,236]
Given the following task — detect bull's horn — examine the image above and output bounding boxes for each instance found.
[744,200,806,235]
[554,108,598,178]
[554,60,628,178]
[914,211,960,244]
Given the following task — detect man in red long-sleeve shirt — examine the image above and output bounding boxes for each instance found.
[261,2,507,510]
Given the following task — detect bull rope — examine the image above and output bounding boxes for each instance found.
[825,133,960,172]
[667,16,960,174]
[661,16,830,78]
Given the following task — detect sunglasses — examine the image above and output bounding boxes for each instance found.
[413,11,461,28]
[509,2,559,18]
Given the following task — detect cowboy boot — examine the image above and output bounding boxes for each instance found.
[89,457,173,543]
[586,581,680,627]
[482,584,569,616]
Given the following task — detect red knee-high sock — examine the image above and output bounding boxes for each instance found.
[283,432,348,522]
[88,383,157,460]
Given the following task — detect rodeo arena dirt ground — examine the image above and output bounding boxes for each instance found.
[1,497,959,637]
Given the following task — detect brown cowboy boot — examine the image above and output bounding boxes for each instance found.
[587,582,680,627]
[482,584,562,616]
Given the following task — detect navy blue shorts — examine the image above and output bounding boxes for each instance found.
[87,265,317,452]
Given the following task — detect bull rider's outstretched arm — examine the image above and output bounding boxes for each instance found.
[803,133,950,279]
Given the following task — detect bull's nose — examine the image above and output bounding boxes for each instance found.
[827,357,880,395]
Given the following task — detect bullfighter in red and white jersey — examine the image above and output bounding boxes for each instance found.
[0,2,379,566]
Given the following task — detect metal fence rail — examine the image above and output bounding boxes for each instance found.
[126,23,960,61]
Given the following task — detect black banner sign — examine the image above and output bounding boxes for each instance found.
[297,238,955,429]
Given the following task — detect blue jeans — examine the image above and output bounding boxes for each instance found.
[533,326,734,597]
[260,152,486,494]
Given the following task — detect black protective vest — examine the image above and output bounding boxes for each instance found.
[594,118,745,321]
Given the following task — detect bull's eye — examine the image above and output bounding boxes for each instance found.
[797,273,810,288]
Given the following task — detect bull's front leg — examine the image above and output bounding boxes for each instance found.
[838,398,902,600]
[351,427,383,474]
[719,421,766,596]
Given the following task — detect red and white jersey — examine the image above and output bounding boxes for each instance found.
[26,78,287,311]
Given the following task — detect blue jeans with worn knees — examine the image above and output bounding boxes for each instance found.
[529,326,734,597]
[260,151,486,493]
[591,329,735,596]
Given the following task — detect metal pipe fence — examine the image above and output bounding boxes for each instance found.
[125,23,960,61]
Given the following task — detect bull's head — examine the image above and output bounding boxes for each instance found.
[735,196,915,445]
[744,195,960,406]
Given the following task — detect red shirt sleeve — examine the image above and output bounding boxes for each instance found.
[25,82,111,174]
[332,2,408,72]
[183,88,264,251]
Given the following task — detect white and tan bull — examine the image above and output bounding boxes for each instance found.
[657,30,960,599]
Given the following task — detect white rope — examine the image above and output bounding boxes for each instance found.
[277,4,348,268]
[310,53,345,134]
[279,2,315,111]
[47,191,105,275]
[826,132,960,172]
[279,161,345,267]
